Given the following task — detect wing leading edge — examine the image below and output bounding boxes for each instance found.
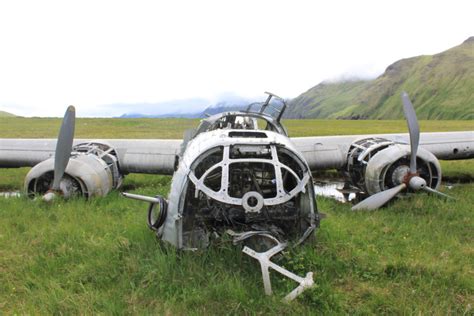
[291,131,474,172]
[0,139,182,175]
[1,131,471,176]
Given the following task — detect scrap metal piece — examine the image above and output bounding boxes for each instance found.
[242,243,314,302]
[242,191,264,213]
[226,230,272,244]
[122,192,168,231]
[122,192,162,204]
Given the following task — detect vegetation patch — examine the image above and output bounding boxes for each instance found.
[286,38,474,120]
[0,117,473,314]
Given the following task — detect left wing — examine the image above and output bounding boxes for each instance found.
[0,138,182,175]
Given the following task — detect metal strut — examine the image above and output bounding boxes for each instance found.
[242,243,314,302]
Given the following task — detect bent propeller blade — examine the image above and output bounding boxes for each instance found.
[352,183,406,211]
[422,186,454,200]
[52,106,76,190]
[401,92,420,173]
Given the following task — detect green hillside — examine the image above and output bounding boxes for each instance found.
[287,37,474,120]
[285,80,368,119]
[0,110,16,117]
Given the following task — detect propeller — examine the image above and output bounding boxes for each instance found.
[351,92,452,210]
[401,92,419,174]
[43,106,76,201]
[352,183,406,211]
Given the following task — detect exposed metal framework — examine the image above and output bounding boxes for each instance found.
[189,144,311,211]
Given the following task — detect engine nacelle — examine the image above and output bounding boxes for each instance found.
[25,141,122,198]
[347,137,441,196]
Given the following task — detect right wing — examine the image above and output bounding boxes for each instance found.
[291,131,474,173]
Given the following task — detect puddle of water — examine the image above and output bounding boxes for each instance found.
[0,191,21,198]
[1,182,359,203]
[0,181,459,202]
[314,181,357,203]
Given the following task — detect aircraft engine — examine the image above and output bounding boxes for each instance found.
[25,142,123,198]
[346,137,441,197]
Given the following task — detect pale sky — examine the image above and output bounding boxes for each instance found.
[0,0,472,117]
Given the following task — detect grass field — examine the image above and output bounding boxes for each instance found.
[1,118,473,314]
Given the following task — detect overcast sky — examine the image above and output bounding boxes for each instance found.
[0,0,472,117]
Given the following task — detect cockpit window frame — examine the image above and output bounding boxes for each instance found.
[188,144,310,208]
[194,112,287,138]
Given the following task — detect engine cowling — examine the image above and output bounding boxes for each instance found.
[346,137,441,196]
[25,141,122,198]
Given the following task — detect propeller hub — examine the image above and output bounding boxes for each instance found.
[408,176,426,191]
[391,165,410,185]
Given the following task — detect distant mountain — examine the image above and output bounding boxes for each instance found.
[119,100,249,119]
[286,37,474,120]
[200,102,248,117]
[119,112,202,118]
[0,110,16,117]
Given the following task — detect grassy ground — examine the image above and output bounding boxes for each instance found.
[0,116,473,138]
[1,118,473,314]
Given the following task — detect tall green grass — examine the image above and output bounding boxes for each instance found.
[1,118,473,314]
[0,116,472,138]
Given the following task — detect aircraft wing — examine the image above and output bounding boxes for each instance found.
[1,131,472,176]
[291,131,474,172]
[0,139,182,175]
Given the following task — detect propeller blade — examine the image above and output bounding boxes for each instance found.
[352,183,406,211]
[52,106,76,190]
[422,186,454,200]
[401,92,420,173]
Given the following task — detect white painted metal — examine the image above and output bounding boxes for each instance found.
[351,184,407,211]
[243,243,315,301]
[1,132,472,175]
[121,192,162,204]
[363,144,441,195]
[0,138,182,174]
[291,131,474,171]
[184,129,311,208]
[24,153,114,197]
[159,128,317,248]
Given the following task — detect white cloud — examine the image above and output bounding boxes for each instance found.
[0,0,472,116]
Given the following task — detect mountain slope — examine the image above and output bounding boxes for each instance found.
[287,37,474,120]
[0,110,16,117]
[285,80,368,119]
[119,101,248,119]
